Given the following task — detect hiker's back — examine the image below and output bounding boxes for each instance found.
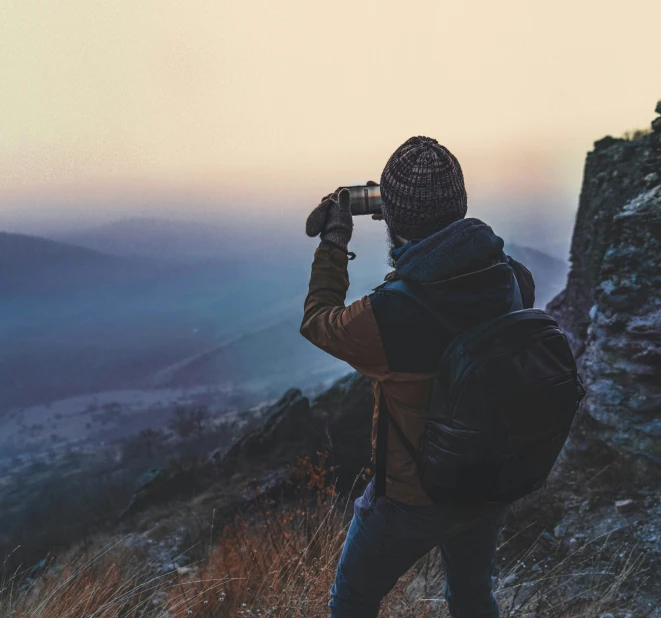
[372,252,584,507]
[368,254,538,507]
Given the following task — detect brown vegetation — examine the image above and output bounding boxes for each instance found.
[0,455,650,617]
[620,127,652,141]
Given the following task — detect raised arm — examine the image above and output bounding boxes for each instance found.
[300,190,388,380]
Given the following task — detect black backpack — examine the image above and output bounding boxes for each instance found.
[377,276,586,504]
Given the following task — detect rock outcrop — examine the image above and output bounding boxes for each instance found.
[220,373,374,490]
[120,374,374,517]
[548,101,661,464]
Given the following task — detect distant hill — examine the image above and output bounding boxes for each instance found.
[59,217,234,260]
[152,316,345,392]
[0,228,569,413]
[0,229,327,411]
[55,216,317,266]
[0,231,133,295]
[0,231,114,269]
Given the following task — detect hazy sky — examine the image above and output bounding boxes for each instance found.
[1,0,660,242]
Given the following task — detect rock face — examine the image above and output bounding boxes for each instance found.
[548,103,661,463]
[221,373,374,490]
[120,462,213,518]
[121,375,374,517]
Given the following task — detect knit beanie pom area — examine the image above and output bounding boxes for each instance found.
[380,136,468,239]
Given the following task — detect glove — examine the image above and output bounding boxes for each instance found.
[305,188,353,252]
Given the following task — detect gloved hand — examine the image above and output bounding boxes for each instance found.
[305,187,353,252]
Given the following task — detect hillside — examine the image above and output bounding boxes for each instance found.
[5,371,659,616]
[0,231,113,266]
[59,217,232,260]
[0,231,128,293]
[152,316,346,391]
[0,226,339,412]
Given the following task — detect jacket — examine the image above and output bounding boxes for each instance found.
[300,218,535,512]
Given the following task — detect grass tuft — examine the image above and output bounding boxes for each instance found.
[621,127,652,141]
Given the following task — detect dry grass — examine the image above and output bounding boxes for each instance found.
[163,456,430,617]
[494,532,648,617]
[0,457,428,617]
[0,457,649,617]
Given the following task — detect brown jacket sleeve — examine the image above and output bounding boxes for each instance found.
[300,243,389,380]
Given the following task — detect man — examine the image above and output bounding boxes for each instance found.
[301,136,535,618]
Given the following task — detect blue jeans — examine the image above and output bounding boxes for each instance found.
[329,480,506,618]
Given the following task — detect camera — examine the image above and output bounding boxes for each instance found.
[339,185,382,216]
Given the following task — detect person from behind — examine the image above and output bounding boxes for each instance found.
[301,136,554,618]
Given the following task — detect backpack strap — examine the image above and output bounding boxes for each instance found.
[509,271,524,311]
[374,389,389,497]
[375,388,422,497]
[377,278,461,336]
[373,279,457,496]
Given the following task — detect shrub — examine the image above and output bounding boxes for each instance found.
[169,406,210,439]
[621,127,652,141]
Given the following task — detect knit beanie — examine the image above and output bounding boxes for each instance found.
[380,136,467,239]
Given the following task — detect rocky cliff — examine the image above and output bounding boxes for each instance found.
[548,101,661,464]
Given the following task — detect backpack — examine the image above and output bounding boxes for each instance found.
[376,275,586,504]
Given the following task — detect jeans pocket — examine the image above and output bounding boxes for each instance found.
[354,481,378,519]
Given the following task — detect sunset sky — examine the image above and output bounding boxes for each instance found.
[1,0,660,245]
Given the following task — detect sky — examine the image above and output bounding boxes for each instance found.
[1,0,660,252]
